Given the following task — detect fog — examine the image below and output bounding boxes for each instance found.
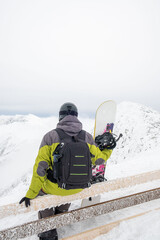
[0,0,160,116]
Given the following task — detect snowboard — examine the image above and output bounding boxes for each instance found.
[81,100,117,208]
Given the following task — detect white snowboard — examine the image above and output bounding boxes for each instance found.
[94,100,117,138]
[81,100,117,208]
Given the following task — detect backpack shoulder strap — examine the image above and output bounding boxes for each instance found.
[55,128,69,141]
[77,130,86,141]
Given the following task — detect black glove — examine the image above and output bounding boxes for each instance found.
[95,132,116,150]
[19,197,30,207]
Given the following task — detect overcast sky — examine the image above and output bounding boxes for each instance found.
[0,0,160,117]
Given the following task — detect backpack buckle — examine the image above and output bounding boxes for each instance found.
[62,183,66,189]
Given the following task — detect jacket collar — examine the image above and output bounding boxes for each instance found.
[56,115,82,136]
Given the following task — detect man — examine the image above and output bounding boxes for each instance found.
[20,102,112,240]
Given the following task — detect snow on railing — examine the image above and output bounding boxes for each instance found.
[0,188,160,240]
[0,169,160,219]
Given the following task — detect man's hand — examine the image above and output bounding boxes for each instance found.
[19,197,30,207]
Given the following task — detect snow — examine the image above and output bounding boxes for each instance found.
[0,102,160,239]
[95,206,160,240]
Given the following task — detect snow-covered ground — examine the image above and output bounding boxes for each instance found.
[0,102,160,239]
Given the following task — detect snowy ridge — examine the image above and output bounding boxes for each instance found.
[0,115,58,199]
[111,101,160,163]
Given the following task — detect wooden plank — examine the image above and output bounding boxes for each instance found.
[0,188,160,240]
[62,207,160,240]
[0,169,160,219]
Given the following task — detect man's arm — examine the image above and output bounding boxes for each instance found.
[85,132,112,165]
[19,135,52,206]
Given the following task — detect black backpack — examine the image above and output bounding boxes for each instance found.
[50,128,92,190]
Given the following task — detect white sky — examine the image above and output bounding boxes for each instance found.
[0,0,160,116]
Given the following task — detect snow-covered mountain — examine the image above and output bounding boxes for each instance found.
[0,102,160,204]
[0,101,160,240]
[111,101,160,163]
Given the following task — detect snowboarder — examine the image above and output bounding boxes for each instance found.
[19,102,113,240]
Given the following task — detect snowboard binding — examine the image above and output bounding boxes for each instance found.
[95,132,122,150]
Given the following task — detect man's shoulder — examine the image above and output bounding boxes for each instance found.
[40,129,60,147]
[84,131,96,145]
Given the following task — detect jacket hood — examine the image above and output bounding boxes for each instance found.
[56,115,82,136]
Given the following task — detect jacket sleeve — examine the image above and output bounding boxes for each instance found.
[25,134,52,199]
[86,132,112,165]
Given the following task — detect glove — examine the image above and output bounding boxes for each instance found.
[19,197,30,207]
[95,159,105,165]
